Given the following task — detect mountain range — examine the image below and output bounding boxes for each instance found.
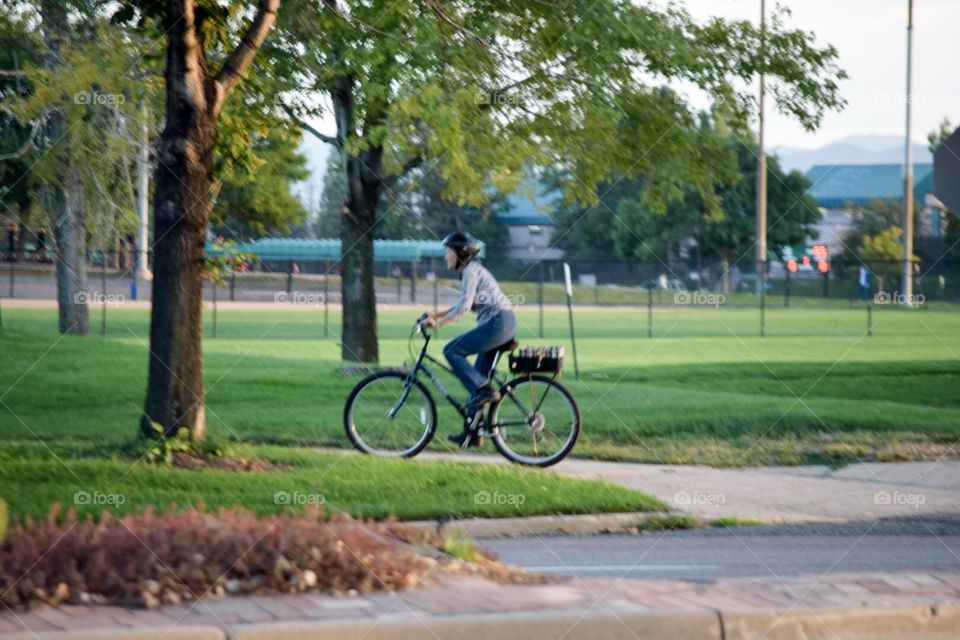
[773,134,933,174]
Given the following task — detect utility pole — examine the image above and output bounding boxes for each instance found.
[137,102,152,285]
[756,0,768,336]
[901,0,915,305]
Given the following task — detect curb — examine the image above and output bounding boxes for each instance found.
[406,511,680,538]
[8,604,958,640]
[228,609,721,640]
[406,511,703,538]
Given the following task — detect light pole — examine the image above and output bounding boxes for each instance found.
[756,0,768,335]
[137,102,152,286]
[901,0,915,305]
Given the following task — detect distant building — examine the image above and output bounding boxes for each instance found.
[495,182,564,261]
[805,163,945,254]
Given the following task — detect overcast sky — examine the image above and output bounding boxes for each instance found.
[681,0,958,149]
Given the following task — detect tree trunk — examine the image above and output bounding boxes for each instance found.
[41,0,89,336]
[52,169,90,335]
[141,9,218,440]
[141,121,214,439]
[339,150,381,363]
[141,0,279,439]
[334,76,382,363]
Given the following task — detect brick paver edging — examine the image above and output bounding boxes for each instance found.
[1,605,959,640]
[3,572,959,640]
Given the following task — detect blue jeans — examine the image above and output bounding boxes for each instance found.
[443,310,518,395]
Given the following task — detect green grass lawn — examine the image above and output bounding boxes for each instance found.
[0,441,661,523]
[0,303,958,522]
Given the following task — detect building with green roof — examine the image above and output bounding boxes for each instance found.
[804,163,945,253]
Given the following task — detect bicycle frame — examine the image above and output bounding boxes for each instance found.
[399,330,556,432]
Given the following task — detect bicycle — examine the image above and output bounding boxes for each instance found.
[343,313,582,467]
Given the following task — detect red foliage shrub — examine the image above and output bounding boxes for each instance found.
[0,505,437,609]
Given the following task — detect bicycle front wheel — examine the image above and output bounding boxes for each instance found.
[488,375,581,467]
[344,371,437,457]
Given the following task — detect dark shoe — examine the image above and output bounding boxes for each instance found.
[468,384,500,412]
[448,430,483,448]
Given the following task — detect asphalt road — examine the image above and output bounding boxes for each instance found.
[479,515,960,581]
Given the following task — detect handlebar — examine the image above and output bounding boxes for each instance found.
[414,312,431,335]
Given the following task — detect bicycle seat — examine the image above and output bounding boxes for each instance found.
[494,339,519,353]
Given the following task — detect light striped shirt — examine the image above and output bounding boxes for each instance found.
[444,261,512,324]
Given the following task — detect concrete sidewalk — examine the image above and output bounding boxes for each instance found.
[2,571,958,639]
[418,453,960,523]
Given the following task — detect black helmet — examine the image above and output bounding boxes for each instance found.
[442,231,481,257]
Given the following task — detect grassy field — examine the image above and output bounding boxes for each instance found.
[0,303,958,522]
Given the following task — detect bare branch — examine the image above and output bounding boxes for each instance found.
[0,114,46,162]
[279,101,340,147]
[425,0,493,62]
[0,70,27,77]
[212,0,281,115]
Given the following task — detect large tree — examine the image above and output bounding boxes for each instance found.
[553,120,822,286]
[277,1,845,363]
[1,2,157,334]
[117,0,280,439]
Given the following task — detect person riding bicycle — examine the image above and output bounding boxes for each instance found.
[420,231,518,447]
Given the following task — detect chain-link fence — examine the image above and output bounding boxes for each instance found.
[3,256,959,307]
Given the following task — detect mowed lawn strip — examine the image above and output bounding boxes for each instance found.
[0,444,664,522]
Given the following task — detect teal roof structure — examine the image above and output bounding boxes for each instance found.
[805,164,934,208]
[207,237,485,261]
[495,178,558,227]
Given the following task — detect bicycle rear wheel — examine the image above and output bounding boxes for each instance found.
[344,371,437,457]
[488,375,581,467]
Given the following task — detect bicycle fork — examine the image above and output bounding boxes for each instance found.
[388,375,417,419]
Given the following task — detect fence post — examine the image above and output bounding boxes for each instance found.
[287,261,294,295]
[538,260,544,339]
[562,262,580,381]
[822,269,829,298]
[410,260,417,303]
[647,283,653,338]
[784,268,791,308]
[100,258,107,336]
[8,263,13,298]
[212,279,218,338]
[230,272,236,301]
[432,258,438,314]
[323,259,330,339]
[867,302,872,337]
